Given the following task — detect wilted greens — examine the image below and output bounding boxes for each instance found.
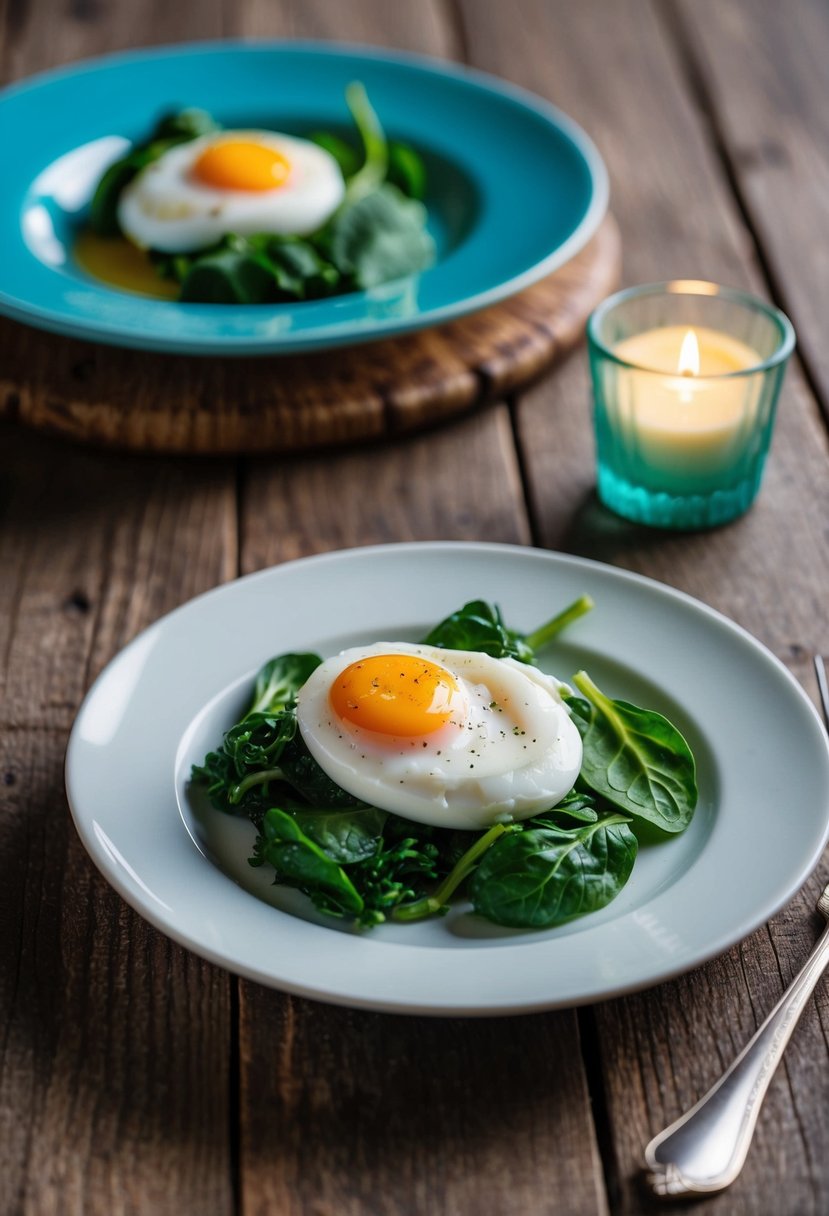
[191,597,698,929]
[88,84,435,304]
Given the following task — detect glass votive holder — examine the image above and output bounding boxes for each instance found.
[587,281,795,529]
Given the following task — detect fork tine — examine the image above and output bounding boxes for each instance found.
[814,656,829,730]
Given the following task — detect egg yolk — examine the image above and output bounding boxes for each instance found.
[330,654,465,738]
[192,140,292,192]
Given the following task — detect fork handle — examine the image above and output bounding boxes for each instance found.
[645,919,829,1199]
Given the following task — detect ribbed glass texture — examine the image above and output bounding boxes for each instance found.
[587,282,794,529]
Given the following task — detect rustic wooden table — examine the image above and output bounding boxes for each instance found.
[3,2,829,1214]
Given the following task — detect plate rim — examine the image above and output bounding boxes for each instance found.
[0,39,609,355]
[65,542,829,1015]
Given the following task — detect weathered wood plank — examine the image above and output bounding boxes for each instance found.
[0,434,237,730]
[241,0,456,54]
[0,730,234,1216]
[0,425,238,1215]
[240,995,604,1216]
[0,426,238,1216]
[232,5,607,1216]
[4,2,827,1215]
[240,408,530,571]
[459,1,829,1213]
[0,0,229,83]
[671,0,829,423]
[2,2,240,1208]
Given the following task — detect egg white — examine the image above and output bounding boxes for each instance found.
[295,642,583,830]
[117,130,345,253]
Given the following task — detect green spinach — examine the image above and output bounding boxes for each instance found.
[324,184,435,289]
[391,823,514,922]
[422,595,594,663]
[248,652,322,716]
[531,789,599,825]
[277,735,366,809]
[166,234,343,304]
[565,671,697,833]
[388,142,427,201]
[469,815,637,928]
[191,652,320,810]
[259,808,364,917]
[90,83,435,304]
[289,807,387,864]
[190,593,698,930]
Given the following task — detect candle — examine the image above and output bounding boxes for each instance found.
[587,282,794,529]
[611,325,761,492]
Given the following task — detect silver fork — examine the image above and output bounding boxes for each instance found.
[644,656,829,1199]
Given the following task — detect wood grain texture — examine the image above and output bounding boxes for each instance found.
[241,0,458,54]
[1,731,233,1216]
[0,220,620,455]
[0,420,238,1214]
[0,0,232,84]
[239,404,531,572]
[239,993,607,1216]
[671,0,829,422]
[4,2,829,1215]
[458,1,829,1213]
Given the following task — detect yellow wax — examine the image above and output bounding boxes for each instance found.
[615,325,756,376]
[612,326,762,487]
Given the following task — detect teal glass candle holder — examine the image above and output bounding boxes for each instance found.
[587,281,795,529]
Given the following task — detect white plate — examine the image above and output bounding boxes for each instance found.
[65,543,829,1015]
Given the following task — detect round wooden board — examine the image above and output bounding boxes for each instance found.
[0,217,620,455]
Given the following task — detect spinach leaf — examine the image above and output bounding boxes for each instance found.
[325,183,435,289]
[530,789,599,826]
[90,108,218,236]
[422,600,535,662]
[179,247,276,304]
[278,735,365,809]
[290,807,387,864]
[316,85,433,286]
[151,109,219,142]
[258,238,341,300]
[470,815,637,928]
[260,809,363,916]
[565,672,697,834]
[164,235,342,304]
[310,132,427,200]
[388,141,427,200]
[248,652,322,717]
[422,596,594,664]
[258,807,442,924]
[309,130,361,179]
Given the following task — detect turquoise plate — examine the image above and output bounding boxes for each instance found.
[0,42,608,355]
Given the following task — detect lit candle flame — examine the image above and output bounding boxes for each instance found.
[678,329,700,377]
